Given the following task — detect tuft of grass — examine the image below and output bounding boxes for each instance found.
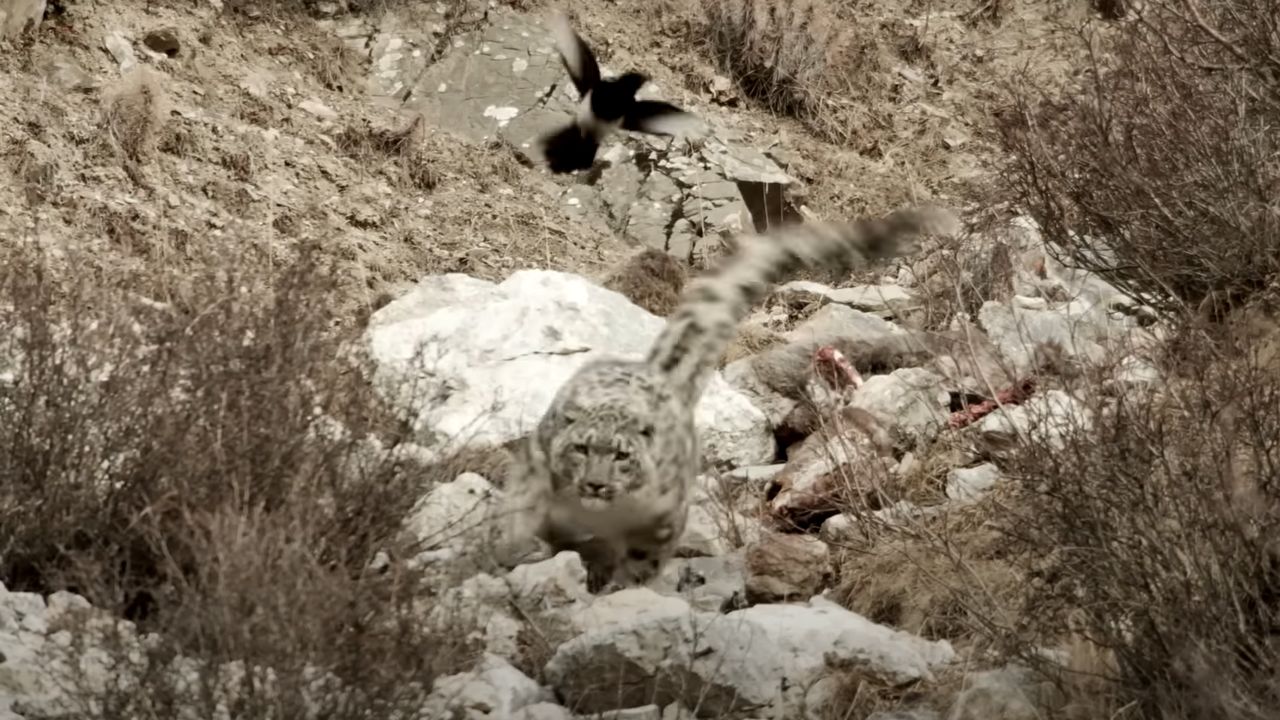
[336,114,439,192]
[601,247,688,317]
[101,67,169,165]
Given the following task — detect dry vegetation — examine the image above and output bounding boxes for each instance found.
[623,0,1094,221]
[4,0,1280,716]
[700,0,887,147]
[997,344,1280,720]
[999,0,1280,316]
[602,247,689,317]
[0,0,625,320]
[809,1,1280,717]
[0,239,477,717]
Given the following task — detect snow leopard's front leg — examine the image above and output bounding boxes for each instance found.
[613,505,688,588]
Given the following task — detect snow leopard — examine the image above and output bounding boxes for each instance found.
[499,207,961,592]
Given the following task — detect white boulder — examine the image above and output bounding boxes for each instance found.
[545,589,954,718]
[848,368,951,450]
[366,270,775,468]
[978,390,1093,457]
[423,653,551,719]
[404,472,499,555]
[945,463,1003,503]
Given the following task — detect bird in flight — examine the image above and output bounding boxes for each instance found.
[539,10,705,174]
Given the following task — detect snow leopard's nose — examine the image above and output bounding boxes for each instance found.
[581,480,612,498]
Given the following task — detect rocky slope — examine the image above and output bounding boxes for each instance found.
[0,0,1152,718]
[0,210,1160,717]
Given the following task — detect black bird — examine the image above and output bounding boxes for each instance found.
[539,11,705,174]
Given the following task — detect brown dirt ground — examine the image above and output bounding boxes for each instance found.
[0,0,629,319]
[580,0,1094,222]
[2,0,1093,314]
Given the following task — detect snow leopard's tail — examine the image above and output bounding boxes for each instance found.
[645,206,961,404]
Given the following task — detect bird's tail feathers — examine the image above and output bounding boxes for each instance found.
[539,123,600,174]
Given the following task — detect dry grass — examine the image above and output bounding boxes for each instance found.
[335,113,439,193]
[999,0,1280,315]
[101,67,169,165]
[601,247,688,317]
[0,237,475,717]
[908,217,1019,330]
[995,339,1280,719]
[699,0,890,146]
[832,510,1022,643]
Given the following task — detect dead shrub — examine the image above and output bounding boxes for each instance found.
[989,335,1280,719]
[336,114,439,192]
[309,33,367,94]
[220,149,255,181]
[912,233,1017,330]
[0,238,471,717]
[999,0,1280,314]
[101,67,169,163]
[700,0,888,144]
[833,512,1022,642]
[601,247,688,317]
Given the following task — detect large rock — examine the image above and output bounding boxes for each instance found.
[976,300,1110,377]
[404,472,499,558]
[776,280,915,315]
[676,476,763,558]
[977,390,1093,458]
[507,551,592,609]
[0,586,172,718]
[514,704,575,720]
[422,653,552,719]
[1001,215,1141,315]
[649,553,748,613]
[722,307,922,429]
[393,8,795,257]
[366,270,776,468]
[425,572,526,659]
[786,303,906,345]
[744,533,830,604]
[947,664,1057,720]
[545,589,954,718]
[848,368,951,451]
[945,463,1002,503]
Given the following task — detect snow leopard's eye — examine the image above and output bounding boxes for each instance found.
[638,424,655,439]
[614,448,631,462]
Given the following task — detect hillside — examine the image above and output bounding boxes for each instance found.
[2,0,1279,719]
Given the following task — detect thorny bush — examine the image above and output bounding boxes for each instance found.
[999,0,1280,316]
[994,332,1280,720]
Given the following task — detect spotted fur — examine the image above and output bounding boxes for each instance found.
[500,207,961,592]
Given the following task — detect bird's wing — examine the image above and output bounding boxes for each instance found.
[622,101,707,137]
[548,11,600,96]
